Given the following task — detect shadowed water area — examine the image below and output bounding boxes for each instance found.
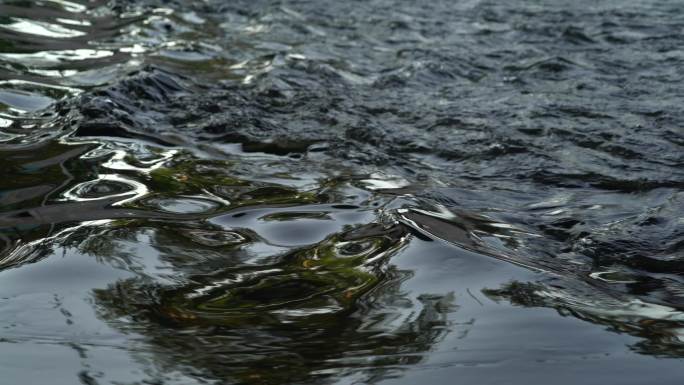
[0,0,683,383]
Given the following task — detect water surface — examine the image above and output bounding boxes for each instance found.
[1,0,683,384]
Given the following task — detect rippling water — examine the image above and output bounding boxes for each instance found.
[1,0,683,383]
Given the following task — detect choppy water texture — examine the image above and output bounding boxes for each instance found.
[0,0,683,383]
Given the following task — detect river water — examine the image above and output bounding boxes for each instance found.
[0,0,683,384]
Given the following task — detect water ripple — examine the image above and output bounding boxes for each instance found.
[0,0,683,383]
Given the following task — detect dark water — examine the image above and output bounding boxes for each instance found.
[1,0,683,383]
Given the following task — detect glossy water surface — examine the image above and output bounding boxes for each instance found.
[0,0,683,384]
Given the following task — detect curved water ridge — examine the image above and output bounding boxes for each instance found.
[0,0,683,384]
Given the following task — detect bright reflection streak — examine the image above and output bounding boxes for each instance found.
[0,18,86,38]
[0,79,82,95]
[61,174,149,206]
[102,149,177,173]
[0,49,114,66]
[55,18,91,26]
[44,0,87,13]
